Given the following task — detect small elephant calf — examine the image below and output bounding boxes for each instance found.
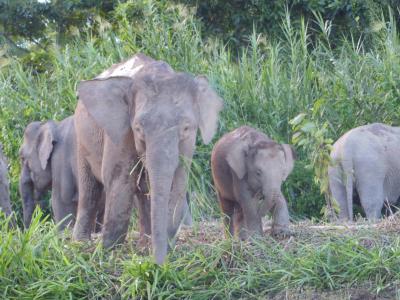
[19,116,104,230]
[211,126,295,239]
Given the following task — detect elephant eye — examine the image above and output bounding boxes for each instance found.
[256,169,262,176]
[181,122,193,138]
[134,125,144,135]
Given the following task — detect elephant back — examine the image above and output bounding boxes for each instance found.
[96,53,173,80]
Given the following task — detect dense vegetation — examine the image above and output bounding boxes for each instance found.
[1,0,400,298]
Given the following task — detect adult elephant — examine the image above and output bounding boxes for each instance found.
[328,123,400,221]
[72,53,223,264]
[19,117,104,230]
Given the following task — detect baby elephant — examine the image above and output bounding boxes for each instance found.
[211,126,295,238]
[19,117,104,230]
[329,123,400,221]
[0,143,14,225]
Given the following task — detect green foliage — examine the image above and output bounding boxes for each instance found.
[290,113,335,219]
[176,0,400,48]
[0,0,119,54]
[1,213,400,298]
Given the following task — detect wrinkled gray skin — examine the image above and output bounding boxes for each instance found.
[19,117,105,230]
[211,126,295,238]
[0,143,14,225]
[72,53,223,264]
[328,123,400,221]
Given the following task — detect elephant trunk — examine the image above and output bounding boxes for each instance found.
[259,186,278,216]
[20,164,35,227]
[262,187,289,231]
[146,135,179,265]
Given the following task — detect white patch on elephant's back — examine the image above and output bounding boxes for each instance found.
[96,56,144,79]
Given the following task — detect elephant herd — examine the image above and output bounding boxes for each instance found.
[0,53,399,264]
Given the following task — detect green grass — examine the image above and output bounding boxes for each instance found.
[1,213,400,299]
[2,1,400,298]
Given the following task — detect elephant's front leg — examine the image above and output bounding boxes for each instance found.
[94,191,105,233]
[102,164,136,248]
[20,164,35,227]
[167,165,189,244]
[53,172,78,231]
[135,193,151,250]
[270,191,290,236]
[233,178,262,239]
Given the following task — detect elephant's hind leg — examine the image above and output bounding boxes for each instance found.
[357,178,384,221]
[328,168,348,220]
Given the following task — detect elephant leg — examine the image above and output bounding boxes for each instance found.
[166,166,188,245]
[182,193,193,226]
[52,196,77,231]
[270,192,290,236]
[72,157,102,241]
[232,178,262,238]
[328,168,349,220]
[102,165,136,248]
[233,205,246,239]
[357,180,384,221]
[240,199,262,237]
[52,178,77,231]
[218,193,235,238]
[94,191,105,233]
[136,192,151,239]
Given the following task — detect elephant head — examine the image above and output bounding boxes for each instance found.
[77,70,223,264]
[227,134,295,214]
[19,121,57,227]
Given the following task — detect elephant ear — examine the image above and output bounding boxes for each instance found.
[78,76,134,145]
[282,144,296,180]
[195,76,224,144]
[38,121,57,170]
[226,141,248,179]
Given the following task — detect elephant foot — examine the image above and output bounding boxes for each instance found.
[72,230,91,242]
[271,225,291,238]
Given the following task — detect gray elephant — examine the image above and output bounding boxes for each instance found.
[19,117,105,230]
[211,126,295,238]
[0,143,14,225]
[328,123,400,221]
[72,53,223,264]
